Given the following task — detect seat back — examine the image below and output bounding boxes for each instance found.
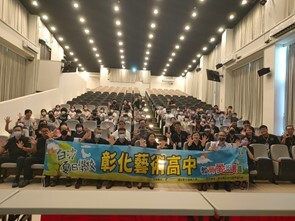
[270,144,291,161]
[61,104,70,111]
[73,104,83,110]
[87,105,96,112]
[250,144,269,159]
[66,119,80,131]
[183,142,188,150]
[100,121,115,132]
[292,146,295,160]
[83,120,97,131]
[205,142,211,151]
[223,119,231,127]
[237,120,244,128]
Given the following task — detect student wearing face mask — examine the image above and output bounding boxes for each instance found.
[68,106,76,119]
[209,119,220,134]
[0,126,32,188]
[35,120,48,139]
[40,109,48,120]
[72,123,86,138]
[17,109,36,137]
[82,105,91,119]
[209,131,234,192]
[75,109,85,124]
[226,127,240,144]
[75,128,109,189]
[201,125,215,142]
[237,136,256,189]
[54,105,61,118]
[108,128,132,189]
[89,110,101,125]
[59,107,70,123]
[52,124,74,187]
[47,111,60,132]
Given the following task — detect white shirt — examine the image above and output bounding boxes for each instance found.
[209,141,233,151]
[111,130,131,141]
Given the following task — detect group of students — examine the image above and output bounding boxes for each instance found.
[0,101,295,192]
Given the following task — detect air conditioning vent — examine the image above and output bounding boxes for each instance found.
[22,40,39,54]
[270,15,295,38]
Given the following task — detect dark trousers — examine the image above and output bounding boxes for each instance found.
[0,156,25,181]
[23,156,44,180]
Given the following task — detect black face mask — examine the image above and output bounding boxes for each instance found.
[48,114,54,118]
[219,137,226,142]
[61,130,68,136]
[229,130,235,135]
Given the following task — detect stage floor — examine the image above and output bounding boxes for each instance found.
[1,176,294,221]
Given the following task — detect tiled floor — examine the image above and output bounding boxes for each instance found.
[1,176,295,221]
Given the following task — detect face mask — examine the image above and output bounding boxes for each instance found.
[61,130,68,136]
[108,117,113,120]
[48,114,54,118]
[229,130,235,135]
[42,112,46,116]
[219,137,226,142]
[123,117,128,121]
[95,134,102,139]
[179,112,183,115]
[76,127,83,132]
[71,109,75,112]
[185,118,189,122]
[92,113,97,116]
[210,122,215,126]
[241,140,249,146]
[100,110,104,113]
[61,111,66,115]
[119,134,126,139]
[232,115,237,118]
[56,108,60,111]
[77,113,82,116]
[204,129,210,133]
[13,131,22,138]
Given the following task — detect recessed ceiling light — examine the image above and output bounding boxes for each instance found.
[241,0,248,5]
[99,60,102,63]
[185,25,190,31]
[218,27,224,33]
[95,54,100,57]
[117,31,122,36]
[74,58,78,62]
[81,67,85,70]
[115,20,121,26]
[145,57,149,60]
[192,11,197,17]
[203,47,207,51]
[197,54,202,58]
[172,52,176,56]
[149,33,154,39]
[84,29,90,34]
[144,62,148,65]
[180,35,185,41]
[193,60,196,63]
[147,43,152,48]
[93,47,97,51]
[182,73,185,76]
[146,51,150,55]
[175,45,180,50]
[166,64,170,67]
[188,65,192,68]
[162,72,166,75]
[65,45,70,49]
[164,69,167,72]
[89,39,94,44]
[210,37,216,43]
[151,23,156,29]
[153,9,159,15]
[229,14,235,20]
[101,65,104,67]
[32,1,38,7]
[184,69,187,72]
[199,0,205,2]
[143,67,146,70]
[42,15,48,20]
[73,2,79,8]
[169,58,173,62]
[69,52,74,56]
[58,37,64,41]
[118,41,123,46]
[120,49,124,53]
[79,17,85,23]
[50,26,56,31]
[114,5,120,12]
[78,64,82,67]
[121,55,124,59]
[121,61,125,64]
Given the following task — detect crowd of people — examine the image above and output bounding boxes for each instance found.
[0,95,294,192]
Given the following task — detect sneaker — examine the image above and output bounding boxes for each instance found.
[105,181,113,189]
[19,180,30,188]
[224,183,232,192]
[75,179,82,189]
[126,182,132,188]
[213,183,219,190]
[50,178,59,187]
[65,178,72,187]
[44,176,50,187]
[137,182,143,189]
[12,181,19,188]
[148,183,154,190]
[96,180,102,189]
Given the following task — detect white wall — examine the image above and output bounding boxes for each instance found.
[36,60,61,91]
[0,73,87,136]
[150,76,185,91]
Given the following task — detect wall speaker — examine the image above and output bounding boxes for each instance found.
[257,67,271,77]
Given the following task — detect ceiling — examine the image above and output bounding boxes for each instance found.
[19,0,259,76]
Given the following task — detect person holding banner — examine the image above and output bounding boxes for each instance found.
[209,131,235,192]
[109,128,132,189]
[137,133,167,189]
[187,132,209,191]
[74,127,109,189]
[52,123,74,187]
[170,122,189,150]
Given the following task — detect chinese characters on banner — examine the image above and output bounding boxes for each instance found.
[43,141,249,183]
